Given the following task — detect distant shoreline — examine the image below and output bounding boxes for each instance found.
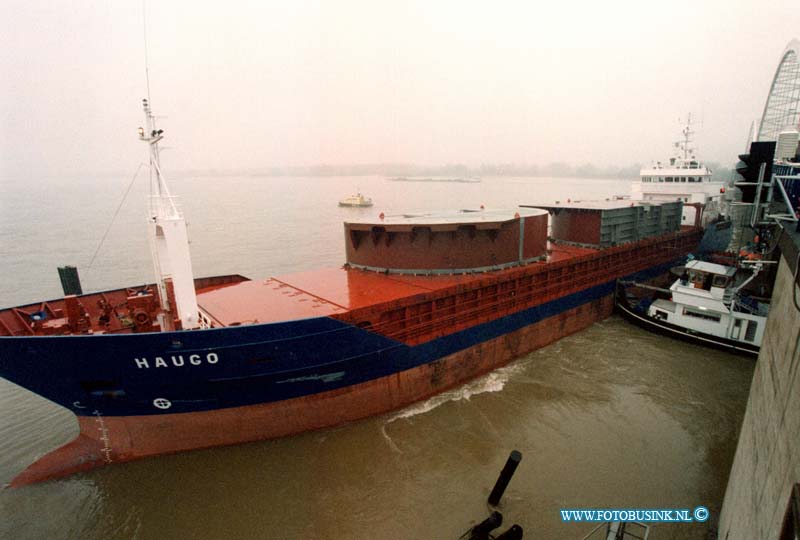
[172,162,734,182]
[388,177,482,183]
[16,162,735,182]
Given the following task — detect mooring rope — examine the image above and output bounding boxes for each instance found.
[87,163,145,269]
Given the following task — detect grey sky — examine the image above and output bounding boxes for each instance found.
[1,1,797,177]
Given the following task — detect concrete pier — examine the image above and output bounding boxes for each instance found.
[718,227,800,539]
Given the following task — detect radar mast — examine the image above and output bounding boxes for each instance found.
[139,99,199,330]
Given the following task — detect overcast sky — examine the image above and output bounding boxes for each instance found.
[1,1,797,177]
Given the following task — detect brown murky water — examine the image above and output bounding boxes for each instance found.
[0,175,754,539]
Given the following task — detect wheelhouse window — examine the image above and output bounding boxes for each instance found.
[683,307,721,322]
[744,320,758,342]
[712,275,729,288]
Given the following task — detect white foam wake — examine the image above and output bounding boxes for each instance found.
[380,363,525,451]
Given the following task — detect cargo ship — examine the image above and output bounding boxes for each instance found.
[632,114,731,227]
[0,101,701,486]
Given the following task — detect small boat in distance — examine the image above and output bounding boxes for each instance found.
[338,192,373,207]
[616,260,769,356]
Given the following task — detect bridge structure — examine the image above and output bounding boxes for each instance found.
[757,39,800,142]
[719,38,800,540]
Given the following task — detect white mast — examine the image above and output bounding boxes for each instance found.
[676,113,695,161]
[139,98,200,330]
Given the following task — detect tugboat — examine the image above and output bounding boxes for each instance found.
[338,192,373,207]
[616,259,769,356]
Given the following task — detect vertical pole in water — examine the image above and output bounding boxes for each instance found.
[488,450,522,506]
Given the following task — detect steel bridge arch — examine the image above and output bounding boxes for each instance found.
[758,39,800,141]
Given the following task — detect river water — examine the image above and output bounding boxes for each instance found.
[0,174,753,539]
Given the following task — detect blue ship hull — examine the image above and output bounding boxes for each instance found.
[0,258,685,486]
[0,265,677,419]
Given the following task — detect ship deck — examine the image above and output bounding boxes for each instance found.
[196,242,598,327]
[0,232,696,338]
[198,268,479,327]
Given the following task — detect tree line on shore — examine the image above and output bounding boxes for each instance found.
[183,162,736,182]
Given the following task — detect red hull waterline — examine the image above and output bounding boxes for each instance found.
[11,294,614,487]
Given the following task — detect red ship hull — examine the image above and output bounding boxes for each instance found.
[11,293,613,487]
[1,211,700,486]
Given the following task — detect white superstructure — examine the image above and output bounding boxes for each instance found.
[776,130,799,161]
[632,116,728,226]
[139,98,200,330]
[647,260,768,349]
[338,192,373,207]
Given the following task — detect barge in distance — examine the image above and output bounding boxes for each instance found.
[0,101,701,486]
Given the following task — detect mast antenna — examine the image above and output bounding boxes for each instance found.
[142,0,152,104]
[137,5,200,331]
[675,113,695,161]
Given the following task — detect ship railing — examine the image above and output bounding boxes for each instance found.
[364,233,699,344]
[579,521,649,540]
[730,296,767,317]
[148,194,185,220]
[374,258,663,343]
[730,297,752,314]
[766,174,800,224]
[733,170,800,227]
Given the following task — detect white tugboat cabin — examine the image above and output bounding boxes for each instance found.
[644,260,767,354]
